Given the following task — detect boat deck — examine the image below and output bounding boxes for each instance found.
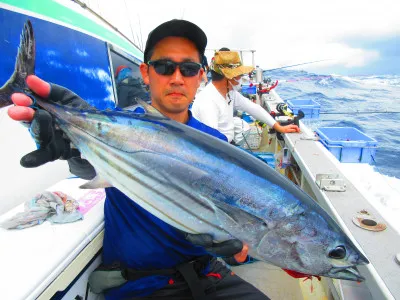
[232,261,331,299]
[261,90,400,299]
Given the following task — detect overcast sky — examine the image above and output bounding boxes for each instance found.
[88,0,399,75]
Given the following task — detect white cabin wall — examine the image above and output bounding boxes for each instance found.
[0,110,71,215]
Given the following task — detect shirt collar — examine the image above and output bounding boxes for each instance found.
[134,106,194,125]
[186,110,196,125]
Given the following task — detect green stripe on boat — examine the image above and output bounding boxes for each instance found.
[1,0,143,59]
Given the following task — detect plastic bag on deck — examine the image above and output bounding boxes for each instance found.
[0,191,83,229]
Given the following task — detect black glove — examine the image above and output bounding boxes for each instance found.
[184,232,243,257]
[20,84,92,168]
[21,109,79,167]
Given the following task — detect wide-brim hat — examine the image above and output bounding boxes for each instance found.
[211,51,254,79]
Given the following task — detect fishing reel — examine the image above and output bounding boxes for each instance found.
[275,102,305,125]
[258,80,279,95]
[269,103,305,140]
[273,110,305,141]
[264,77,272,85]
[276,103,293,117]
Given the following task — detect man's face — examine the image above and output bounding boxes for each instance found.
[228,75,242,91]
[140,37,203,117]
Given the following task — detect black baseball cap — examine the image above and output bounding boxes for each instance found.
[143,19,207,62]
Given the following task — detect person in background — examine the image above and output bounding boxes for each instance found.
[191,48,300,143]
[114,65,150,108]
[201,55,209,84]
[8,20,269,300]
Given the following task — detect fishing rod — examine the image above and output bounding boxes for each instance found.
[320,111,400,115]
[138,15,144,52]
[72,0,142,51]
[279,75,332,83]
[277,103,400,116]
[123,0,137,46]
[263,59,332,72]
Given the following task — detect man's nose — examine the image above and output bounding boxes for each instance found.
[170,66,184,84]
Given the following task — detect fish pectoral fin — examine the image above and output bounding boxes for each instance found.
[213,201,241,228]
[79,175,112,189]
[135,98,165,118]
[213,200,266,229]
[213,200,274,233]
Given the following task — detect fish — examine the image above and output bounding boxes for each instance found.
[0,21,369,281]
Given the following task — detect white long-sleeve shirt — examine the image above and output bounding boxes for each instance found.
[191,83,276,142]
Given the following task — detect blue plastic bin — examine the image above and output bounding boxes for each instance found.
[241,84,257,94]
[252,152,275,168]
[241,112,254,123]
[315,127,378,163]
[287,99,320,119]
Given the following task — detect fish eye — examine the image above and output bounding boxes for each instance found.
[329,245,347,259]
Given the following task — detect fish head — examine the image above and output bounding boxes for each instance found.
[290,212,369,281]
[295,236,369,281]
[256,210,369,281]
[320,235,369,281]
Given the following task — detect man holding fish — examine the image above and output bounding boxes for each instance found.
[7,19,269,300]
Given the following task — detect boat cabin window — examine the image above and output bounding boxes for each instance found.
[108,46,149,109]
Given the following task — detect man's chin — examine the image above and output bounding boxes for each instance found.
[165,95,190,106]
[167,104,188,113]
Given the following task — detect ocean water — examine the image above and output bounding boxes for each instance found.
[265,70,400,233]
[266,70,400,179]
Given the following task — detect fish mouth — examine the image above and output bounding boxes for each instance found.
[326,265,365,282]
[357,253,370,265]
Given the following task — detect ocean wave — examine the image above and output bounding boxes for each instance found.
[353,75,400,87]
[270,69,400,179]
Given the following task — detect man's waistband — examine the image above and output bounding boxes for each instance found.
[88,255,214,295]
[122,255,212,281]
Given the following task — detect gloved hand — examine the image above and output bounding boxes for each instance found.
[8,75,91,168]
[22,109,81,167]
[184,232,248,263]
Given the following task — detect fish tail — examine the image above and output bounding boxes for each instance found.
[0,20,36,108]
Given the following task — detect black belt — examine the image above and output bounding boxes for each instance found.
[122,255,211,300]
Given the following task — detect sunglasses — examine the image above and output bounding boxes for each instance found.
[147,59,202,77]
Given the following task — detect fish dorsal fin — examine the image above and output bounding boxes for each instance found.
[134,98,165,117]
[79,175,112,189]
